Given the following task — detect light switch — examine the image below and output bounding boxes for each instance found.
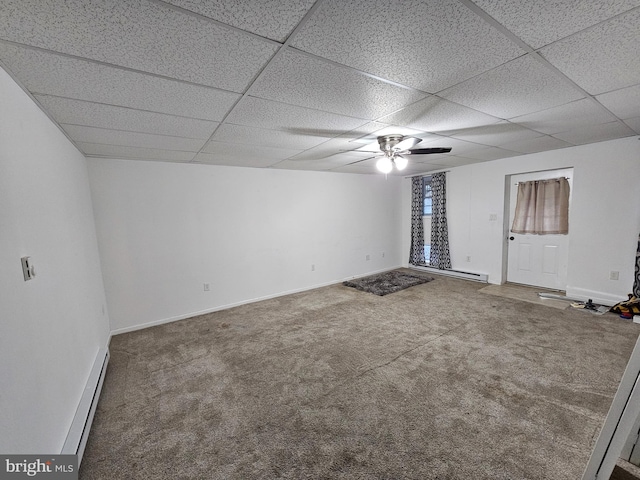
[21,256,36,281]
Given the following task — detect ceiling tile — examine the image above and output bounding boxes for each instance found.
[62,125,207,151]
[212,124,327,150]
[499,135,573,153]
[447,121,543,146]
[225,96,369,133]
[441,54,585,119]
[624,117,640,133]
[378,96,501,134]
[552,121,636,144]
[539,8,640,95]
[272,152,370,171]
[249,48,427,119]
[0,0,278,91]
[424,137,489,156]
[201,141,302,162]
[415,155,496,167]
[509,98,619,134]
[35,95,217,139]
[472,0,640,49]
[455,146,521,161]
[78,143,195,162]
[596,84,640,120]
[161,0,316,42]
[290,0,523,92]
[0,44,240,120]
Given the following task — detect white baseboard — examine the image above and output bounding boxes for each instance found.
[111,266,403,336]
[565,286,628,306]
[61,347,109,465]
[409,265,488,282]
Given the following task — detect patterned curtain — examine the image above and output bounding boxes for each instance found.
[409,176,425,265]
[634,233,640,297]
[430,172,451,269]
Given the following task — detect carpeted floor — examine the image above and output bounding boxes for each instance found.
[80,270,640,479]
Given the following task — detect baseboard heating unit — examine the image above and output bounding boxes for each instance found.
[61,347,109,464]
[410,265,488,283]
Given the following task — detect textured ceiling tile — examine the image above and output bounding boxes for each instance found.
[509,98,619,134]
[62,124,207,151]
[472,0,640,48]
[272,152,369,171]
[201,141,302,160]
[291,0,523,92]
[0,44,240,120]
[539,8,640,94]
[161,0,316,42]
[193,152,278,168]
[447,121,543,146]
[426,137,488,155]
[225,96,369,133]
[250,48,426,119]
[0,0,278,91]
[416,155,499,167]
[596,84,640,119]
[624,117,640,133]
[78,143,195,162]
[35,95,217,139]
[499,135,573,153]
[552,121,636,144]
[378,96,502,133]
[212,124,327,150]
[454,146,520,161]
[440,54,585,118]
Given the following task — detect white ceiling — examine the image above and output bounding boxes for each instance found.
[1,0,639,175]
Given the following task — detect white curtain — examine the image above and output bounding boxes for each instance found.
[511,177,569,235]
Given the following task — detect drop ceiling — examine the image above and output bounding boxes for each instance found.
[0,0,639,175]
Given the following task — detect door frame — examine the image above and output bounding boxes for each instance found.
[500,167,574,286]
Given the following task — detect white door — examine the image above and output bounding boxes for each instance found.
[506,169,572,290]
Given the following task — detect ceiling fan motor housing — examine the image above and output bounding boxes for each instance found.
[377,134,406,153]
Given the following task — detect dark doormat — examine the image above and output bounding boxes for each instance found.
[343,270,434,296]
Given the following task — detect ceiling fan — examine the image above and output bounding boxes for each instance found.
[373,134,452,173]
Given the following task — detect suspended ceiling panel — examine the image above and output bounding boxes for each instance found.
[290,0,524,92]
[0,0,638,175]
[472,0,640,48]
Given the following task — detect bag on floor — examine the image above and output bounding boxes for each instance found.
[610,294,640,319]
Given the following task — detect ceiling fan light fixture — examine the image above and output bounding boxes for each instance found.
[394,155,408,171]
[376,157,393,173]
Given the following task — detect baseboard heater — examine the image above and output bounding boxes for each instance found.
[409,265,488,283]
[61,347,109,465]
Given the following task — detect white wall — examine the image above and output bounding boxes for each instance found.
[0,67,111,453]
[403,136,640,304]
[88,160,403,333]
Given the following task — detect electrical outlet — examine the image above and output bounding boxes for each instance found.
[466,255,471,262]
[489,213,498,221]
[610,271,619,281]
[311,264,315,271]
[382,252,385,258]
[366,254,371,261]
[203,283,210,291]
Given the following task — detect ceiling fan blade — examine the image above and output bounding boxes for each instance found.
[406,147,452,155]
[393,136,421,151]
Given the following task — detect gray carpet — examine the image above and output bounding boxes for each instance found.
[80,270,640,479]
[343,270,434,295]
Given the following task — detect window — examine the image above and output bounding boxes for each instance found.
[423,176,432,261]
[423,178,432,216]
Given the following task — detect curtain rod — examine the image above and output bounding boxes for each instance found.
[404,169,450,179]
[514,176,570,185]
